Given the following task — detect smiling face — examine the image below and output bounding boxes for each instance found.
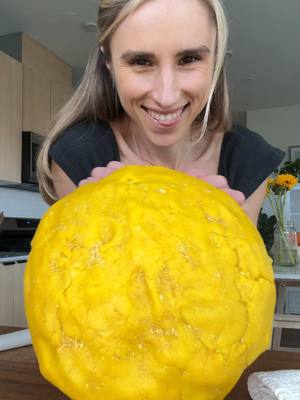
[109,0,216,148]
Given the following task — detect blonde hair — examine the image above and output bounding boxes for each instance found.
[38,0,231,204]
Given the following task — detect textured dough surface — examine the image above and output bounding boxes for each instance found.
[25,166,275,400]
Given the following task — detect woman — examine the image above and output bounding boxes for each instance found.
[37,0,284,224]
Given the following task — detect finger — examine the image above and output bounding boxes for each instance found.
[106,161,124,169]
[78,177,99,187]
[200,175,229,188]
[222,188,245,205]
[78,179,87,187]
[90,167,113,178]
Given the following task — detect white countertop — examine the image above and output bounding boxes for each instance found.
[274,262,300,281]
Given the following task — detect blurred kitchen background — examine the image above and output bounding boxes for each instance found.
[0,0,300,218]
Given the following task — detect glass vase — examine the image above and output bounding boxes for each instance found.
[273,220,298,266]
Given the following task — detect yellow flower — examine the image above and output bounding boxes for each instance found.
[265,178,275,195]
[275,174,298,190]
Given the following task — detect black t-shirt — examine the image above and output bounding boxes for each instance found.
[49,120,285,198]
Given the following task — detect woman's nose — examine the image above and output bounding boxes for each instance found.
[151,67,180,109]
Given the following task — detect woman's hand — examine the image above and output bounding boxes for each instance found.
[79,164,245,206]
[78,161,124,186]
[183,168,245,205]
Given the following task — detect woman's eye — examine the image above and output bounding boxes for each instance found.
[180,56,201,65]
[132,59,151,66]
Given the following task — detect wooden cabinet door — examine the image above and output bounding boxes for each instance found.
[23,64,51,136]
[50,80,74,121]
[13,262,27,328]
[0,262,27,328]
[0,264,14,326]
[0,51,22,182]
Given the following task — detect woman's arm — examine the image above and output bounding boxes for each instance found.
[242,179,268,225]
[51,160,77,199]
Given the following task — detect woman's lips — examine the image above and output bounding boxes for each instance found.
[142,105,189,127]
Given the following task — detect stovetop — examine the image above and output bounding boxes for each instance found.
[0,251,28,257]
[0,251,29,264]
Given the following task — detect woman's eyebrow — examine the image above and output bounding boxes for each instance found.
[121,51,154,61]
[120,45,211,61]
[176,46,211,57]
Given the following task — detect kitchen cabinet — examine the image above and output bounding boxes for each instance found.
[23,65,51,136]
[22,67,74,136]
[22,65,74,136]
[0,51,22,182]
[0,33,72,85]
[21,33,72,84]
[0,32,73,137]
[22,33,74,129]
[0,33,74,179]
[22,33,74,136]
[50,80,74,121]
[0,262,27,327]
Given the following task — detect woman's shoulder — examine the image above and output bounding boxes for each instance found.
[49,119,119,158]
[219,124,285,198]
[49,119,120,185]
[52,119,115,147]
[224,124,272,146]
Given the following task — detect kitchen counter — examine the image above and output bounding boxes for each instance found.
[1,327,300,400]
[0,327,66,399]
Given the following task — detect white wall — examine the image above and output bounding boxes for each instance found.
[0,187,48,218]
[247,104,300,159]
[247,104,300,220]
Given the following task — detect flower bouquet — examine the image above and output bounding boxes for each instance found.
[266,174,298,266]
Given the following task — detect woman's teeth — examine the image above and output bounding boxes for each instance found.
[147,107,184,122]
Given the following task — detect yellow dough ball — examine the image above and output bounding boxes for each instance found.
[24,166,275,400]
